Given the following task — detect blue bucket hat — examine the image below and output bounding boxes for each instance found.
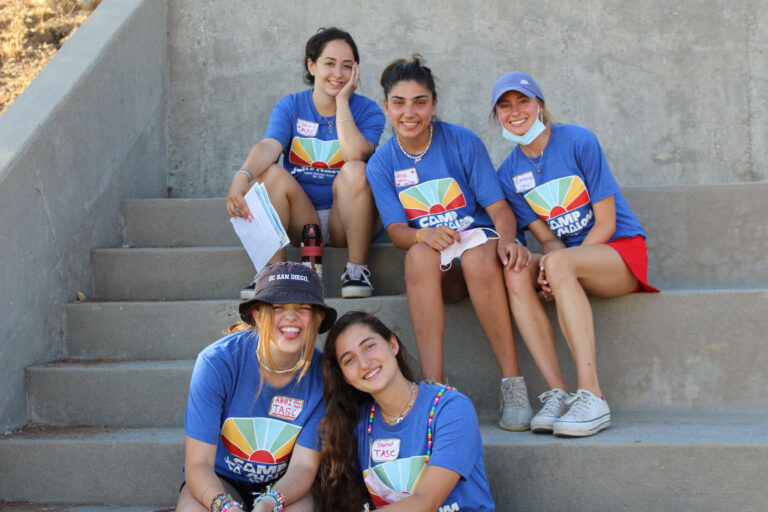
[239,261,337,333]
[491,71,545,107]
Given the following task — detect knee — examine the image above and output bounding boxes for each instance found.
[504,266,535,296]
[461,246,501,284]
[258,164,291,190]
[334,161,370,196]
[405,243,439,280]
[542,250,575,285]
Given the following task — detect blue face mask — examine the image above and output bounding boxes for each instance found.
[501,106,546,145]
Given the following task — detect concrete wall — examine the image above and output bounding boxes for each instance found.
[166,0,768,197]
[0,0,167,431]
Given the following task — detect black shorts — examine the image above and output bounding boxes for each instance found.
[180,473,270,512]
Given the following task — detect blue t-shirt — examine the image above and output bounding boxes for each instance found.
[263,89,385,210]
[497,124,646,247]
[356,384,494,511]
[366,121,506,233]
[184,330,325,485]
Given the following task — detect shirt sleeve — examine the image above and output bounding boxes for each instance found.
[262,94,294,149]
[352,95,386,148]
[573,128,620,204]
[366,148,409,227]
[426,391,483,480]
[458,129,505,208]
[497,157,540,229]
[185,352,227,445]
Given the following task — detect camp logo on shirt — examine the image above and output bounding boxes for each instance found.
[524,176,594,237]
[269,396,304,421]
[363,455,426,507]
[398,178,473,230]
[220,417,301,483]
[289,137,344,170]
[296,118,319,137]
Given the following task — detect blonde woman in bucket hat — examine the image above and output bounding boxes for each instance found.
[177,262,336,512]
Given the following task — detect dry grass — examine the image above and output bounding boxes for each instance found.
[0,0,101,115]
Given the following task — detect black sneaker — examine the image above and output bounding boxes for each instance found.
[341,266,373,298]
[240,280,256,300]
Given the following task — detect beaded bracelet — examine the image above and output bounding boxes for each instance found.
[233,168,253,181]
[416,227,427,243]
[221,501,243,512]
[253,486,285,511]
[210,492,229,512]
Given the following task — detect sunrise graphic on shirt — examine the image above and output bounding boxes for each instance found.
[523,176,590,220]
[220,417,300,464]
[398,178,466,220]
[364,456,427,507]
[289,137,345,169]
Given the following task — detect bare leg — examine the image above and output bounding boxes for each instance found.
[460,240,521,378]
[405,242,466,383]
[505,254,568,391]
[328,160,376,264]
[257,164,320,263]
[176,479,242,512]
[543,244,638,396]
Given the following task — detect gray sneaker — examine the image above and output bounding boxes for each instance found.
[498,377,533,431]
[530,388,569,433]
[553,389,611,437]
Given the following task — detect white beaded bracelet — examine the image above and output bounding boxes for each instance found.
[233,168,253,181]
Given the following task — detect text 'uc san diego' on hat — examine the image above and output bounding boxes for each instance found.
[238,261,337,333]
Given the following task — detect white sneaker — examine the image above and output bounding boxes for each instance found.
[552,389,611,437]
[530,388,569,433]
[341,264,373,298]
[498,377,533,431]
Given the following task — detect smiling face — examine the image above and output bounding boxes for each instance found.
[254,303,316,361]
[383,80,437,144]
[495,90,543,136]
[335,323,400,395]
[306,38,355,99]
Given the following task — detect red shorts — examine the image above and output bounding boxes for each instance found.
[604,235,659,293]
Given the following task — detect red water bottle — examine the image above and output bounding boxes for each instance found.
[301,223,323,278]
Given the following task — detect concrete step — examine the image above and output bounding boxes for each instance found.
[2,413,765,509]
[90,245,404,300]
[55,290,768,427]
[0,427,182,506]
[119,184,768,290]
[0,505,170,512]
[26,360,192,428]
[481,410,768,511]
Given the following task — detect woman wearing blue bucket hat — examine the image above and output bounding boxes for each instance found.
[177,261,336,512]
[491,72,659,438]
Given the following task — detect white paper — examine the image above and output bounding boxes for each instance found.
[230,183,290,273]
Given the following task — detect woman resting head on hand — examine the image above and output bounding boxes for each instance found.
[177,261,337,512]
[320,310,495,511]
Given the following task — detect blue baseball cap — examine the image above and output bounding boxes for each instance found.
[239,261,337,332]
[491,72,545,106]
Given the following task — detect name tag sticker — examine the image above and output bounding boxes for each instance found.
[371,438,400,462]
[296,119,319,137]
[513,171,536,193]
[269,396,304,421]
[394,168,419,187]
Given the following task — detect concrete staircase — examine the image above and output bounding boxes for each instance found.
[2,185,767,510]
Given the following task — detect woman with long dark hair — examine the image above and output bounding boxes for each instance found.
[321,311,494,511]
[227,27,385,299]
[177,262,337,512]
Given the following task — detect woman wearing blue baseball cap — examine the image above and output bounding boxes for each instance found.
[177,261,337,512]
[491,72,658,437]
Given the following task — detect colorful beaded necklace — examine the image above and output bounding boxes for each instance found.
[367,384,453,465]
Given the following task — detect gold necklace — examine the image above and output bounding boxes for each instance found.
[396,123,433,163]
[380,382,418,425]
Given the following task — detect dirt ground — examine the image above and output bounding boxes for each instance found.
[0,0,100,115]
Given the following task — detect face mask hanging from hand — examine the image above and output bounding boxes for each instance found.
[502,105,546,146]
[440,228,500,271]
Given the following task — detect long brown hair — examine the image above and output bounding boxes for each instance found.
[320,311,415,511]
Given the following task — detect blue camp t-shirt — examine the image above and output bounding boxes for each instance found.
[263,89,385,210]
[366,121,507,233]
[184,330,325,485]
[356,384,494,511]
[497,124,646,247]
